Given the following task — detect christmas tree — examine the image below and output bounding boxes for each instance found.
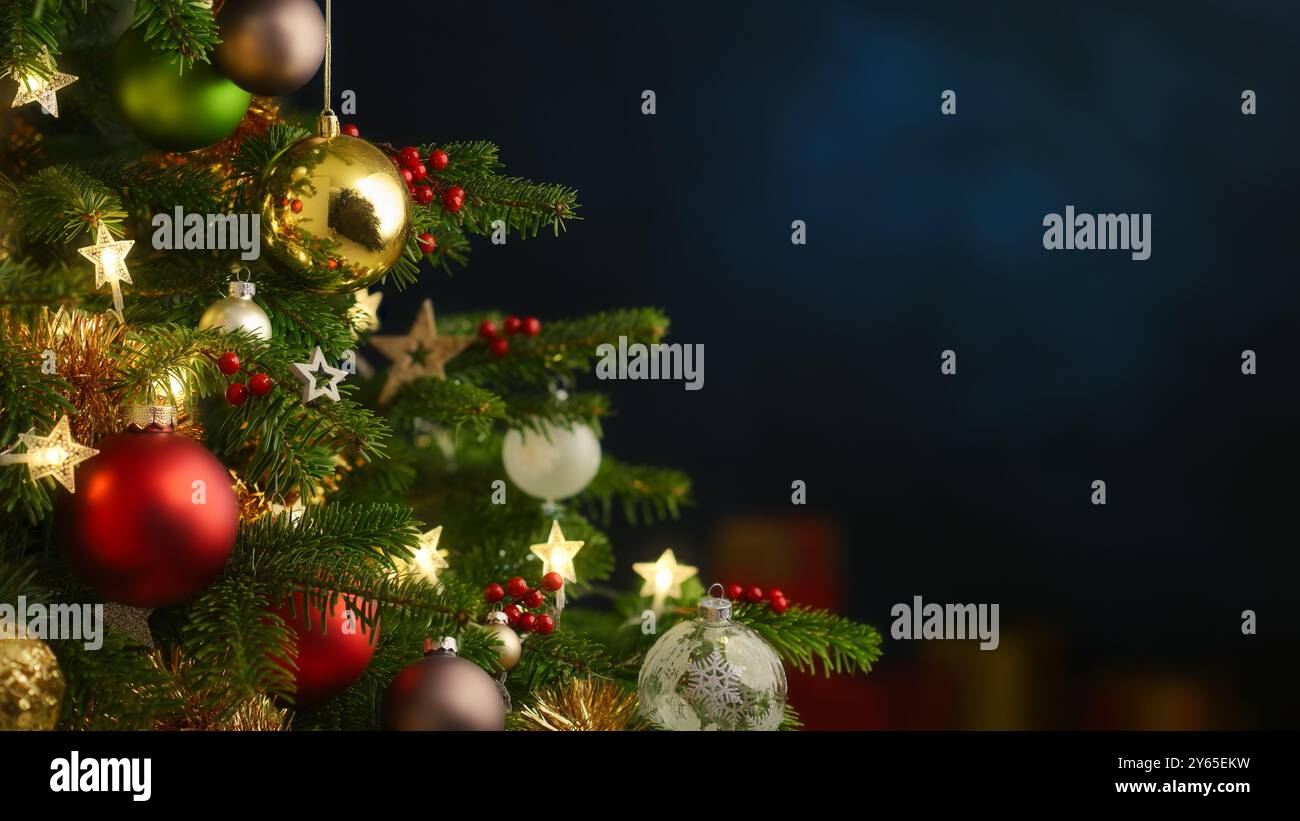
[0,0,881,731]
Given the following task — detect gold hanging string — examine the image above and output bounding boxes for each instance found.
[317,0,339,137]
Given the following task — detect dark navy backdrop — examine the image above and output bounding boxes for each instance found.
[296,1,1300,726]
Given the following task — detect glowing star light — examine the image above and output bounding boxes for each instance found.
[397,526,450,587]
[8,52,77,118]
[77,223,133,321]
[290,346,348,403]
[633,549,698,612]
[0,415,98,492]
[530,520,584,610]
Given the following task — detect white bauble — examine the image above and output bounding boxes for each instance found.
[198,281,273,340]
[501,420,601,500]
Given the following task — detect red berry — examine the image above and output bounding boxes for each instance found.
[248,373,273,396]
[767,588,784,602]
[506,576,529,599]
[413,185,433,205]
[416,232,436,254]
[523,589,545,609]
[502,315,522,335]
[745,586,764,603]
[278,196,289,207]
[217,352,241,375]
[489,337,509,357]
[502,604,521,625]
[477,319,498,340]
[769,596,789,614]
[225,382,248,406]
[399,146,422,166]
[534,614,555,635]
[517,613,536,632]
[484,583,505,603]
[429,149,449,171]
[540,571,563,592]
[290,199,303,213]
[400,167,414,186]
[411,162,427,181]
[521,316,541,336]
[326,258,338,269]
[725,583,744,600]
[341,123,360,137]
[443,186,465,212]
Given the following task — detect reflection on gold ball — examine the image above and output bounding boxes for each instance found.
[0,637,66,730]
[258,135,412,294]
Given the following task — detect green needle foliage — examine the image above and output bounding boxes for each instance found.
[0,2,882,732]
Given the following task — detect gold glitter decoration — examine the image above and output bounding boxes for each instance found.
[151,649,290,731]
[511,678,647,732]
[0,635,66,730]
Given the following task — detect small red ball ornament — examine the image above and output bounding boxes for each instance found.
[411,162,427,181]
[248,373,273,396]
[502,315,521,335]
[522,589,545,609]
[489,337,509,357]
[769,596,789,614]
[477,319,497,340]
[502,604,522,625]
[268,591,379,709]
[225,382,249,406]
[517,613,536,632]
[60,413,238,607]
[521,316,541,336]
[506,576,529,599]
[540,571,563,592]
[484,583,505,603]
[534,614,555,635]
[399,146,422,166]
[767,588,784,602]
[745,586,764,603]
[429,149,449,171]
[217,351,241,375]
[413,185,434,205]
[341,123,360,137]
[725,583,744,600]
[399,167,414,186]
[290,199,303,213]
[443,186,465,212]
[416,232,436,254]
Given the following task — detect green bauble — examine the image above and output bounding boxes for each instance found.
[109,30,251,152]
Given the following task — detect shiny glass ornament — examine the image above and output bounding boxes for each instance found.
[482,611,522,671]
[258,129,412,294]
[214,0,326,97]
[109,29,251,152]
[502,420,601,501]
[382,637,506,731]
[638,585,787,731]
[199,280,273,340]
[0,636,65,730]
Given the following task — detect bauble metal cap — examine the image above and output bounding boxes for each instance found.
[698,583,732,624]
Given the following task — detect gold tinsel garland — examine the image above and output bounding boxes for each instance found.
[150,648,290,731]
[511,678,648,731]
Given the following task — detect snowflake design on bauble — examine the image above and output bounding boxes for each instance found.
[684,648,745,726]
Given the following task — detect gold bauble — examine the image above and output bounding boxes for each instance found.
[0,637,66,730]
[258,133,411,294]
[483,614,522,672]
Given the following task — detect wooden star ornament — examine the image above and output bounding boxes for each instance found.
[370,299,474,403]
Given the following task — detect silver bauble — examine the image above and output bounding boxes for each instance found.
[483,612,522,672]
[502,420,602,501]
[198,281,273,340]
[382,637,506,731]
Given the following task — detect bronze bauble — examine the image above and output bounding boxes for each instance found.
[258,134,412,294]
[214,0,326,97]
[383,646,505,731]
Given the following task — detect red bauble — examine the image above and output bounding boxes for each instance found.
[341,123,360,137]
[534,614,555,635]
[502,315,521,335]
[484,583,505,603]
[477,319,498,340]
[521,316,541,336]
[290,199,303,213]
[61,427,238,607]
[725,583,744,600]
[269,591,378,709]
[489,337,509,357]
[225,382,249,406]
[540,571,563,592]
[416,232,437,254]
[217,351,241,375]
[505,576,528,598]
[429,149,449,171]
[522,589,544,609]
[248,373,273,396]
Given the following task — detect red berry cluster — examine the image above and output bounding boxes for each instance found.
[476,315,541,358]
[484,573,563,634]
[390,145,461,213]
[723,582,791,614]
[218,352,274,406]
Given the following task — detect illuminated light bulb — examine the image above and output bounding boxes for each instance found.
[633,549,699,613]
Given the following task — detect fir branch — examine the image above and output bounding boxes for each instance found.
[131,0,220,67]
[232,123,310,181]
[578,457,692,525]
[386,376,506,436]
[735,603,883,677]
[15,165,125,243]
[0,0,69,83]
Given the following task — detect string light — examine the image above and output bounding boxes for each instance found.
[632,549,698,612]
[0,415,98,492]
[77,223,134,322]
[8,51,77,118]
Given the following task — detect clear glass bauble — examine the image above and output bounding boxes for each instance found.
[638,594,787,731]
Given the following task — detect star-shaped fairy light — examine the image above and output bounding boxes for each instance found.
[370,299,474,404]
[632,549,699,612]
[0,415,99,492]
[351,288,383,334]
[530,520,584,610]
[395,526,450,587]
[290,346,348,403]
[76,223,133,321]
[8,51,77,117]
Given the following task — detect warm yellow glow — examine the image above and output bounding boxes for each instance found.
[354,174,404,236]
[632,549,699,612]
[36,446,67,466]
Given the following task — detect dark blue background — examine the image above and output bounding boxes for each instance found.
[307,1,1300,726]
